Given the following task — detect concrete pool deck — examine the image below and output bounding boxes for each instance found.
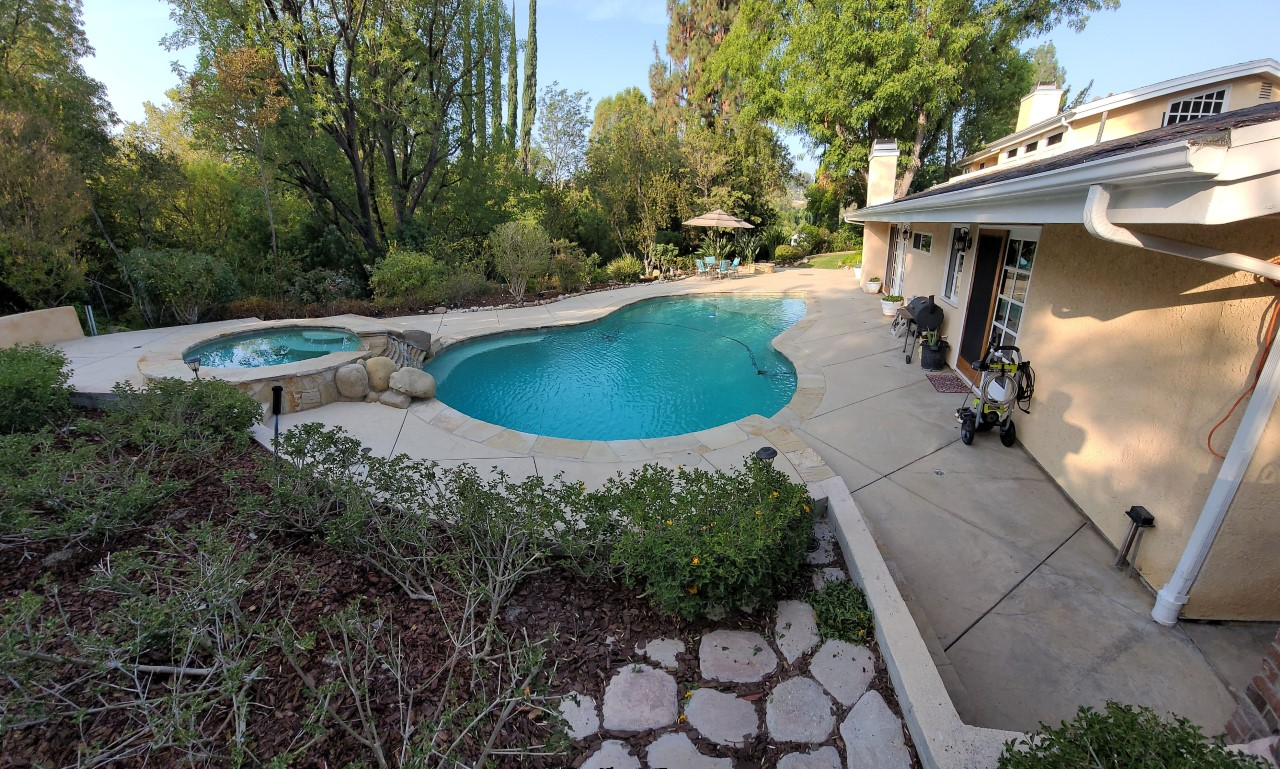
[56,268,1277,747]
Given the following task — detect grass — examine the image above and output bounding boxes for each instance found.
[806,251,860,270]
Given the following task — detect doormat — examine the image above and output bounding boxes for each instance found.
[926,372,972,393]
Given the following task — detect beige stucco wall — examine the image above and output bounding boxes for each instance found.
[1014,220,1280,619]
[1099,75,1274,142]
[895,224,966,344]
[0,306,84,347]
[861,222,893,290]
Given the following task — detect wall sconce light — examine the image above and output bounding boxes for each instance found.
[184,356,201,380]
[953,227,973,252]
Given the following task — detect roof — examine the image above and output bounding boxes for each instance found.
[846,101,1280,227]
[964,58,1280,164]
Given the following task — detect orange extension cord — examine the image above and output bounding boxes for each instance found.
[1206,294,1280,460]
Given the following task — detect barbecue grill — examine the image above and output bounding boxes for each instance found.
[899,295,945,365]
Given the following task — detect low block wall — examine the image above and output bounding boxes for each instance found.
[0,306,83,347]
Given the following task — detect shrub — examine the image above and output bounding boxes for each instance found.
[605,460,813,619]
[761,226,789,260]
[290,267,361,304]
[441,262,493,306]
[797,224,831,255]
[830,227,864,254]
[95,378,262,454]
[126,247,238,325]
[650,242,680,274]
[737,233,763,264]
[369,248,445,306]
[605,254,645,283]
[0,344,72,433]
[550,239,595,293]
[808,580,875,644]
[773,244,803,265]
[490,221,552,301]
[998,701,1269,769]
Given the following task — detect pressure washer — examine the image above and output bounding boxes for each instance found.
[955,345,1035,447]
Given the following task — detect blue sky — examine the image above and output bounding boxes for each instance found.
[82,0,1276,174]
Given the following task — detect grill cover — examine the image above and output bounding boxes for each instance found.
[905,295,945,332]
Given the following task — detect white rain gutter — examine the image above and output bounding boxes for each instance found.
[1083,183,1280,626]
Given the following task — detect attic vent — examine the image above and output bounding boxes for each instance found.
[1262,82,1275,101]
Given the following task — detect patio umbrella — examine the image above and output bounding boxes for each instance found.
[682,209,755,229]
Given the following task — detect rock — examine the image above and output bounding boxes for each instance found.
[699,630,779,683]
[840,690,910,769]
[645,733,732,769]
[812,567,848,590]
[335,363,370,399]
[433,306,448,314]
[379,390,411,409]
[581,740,640,769]
[778,746,842,769]
[810,640,875,706]
[557,692,598,740]
[366,356,398,391]
[636,638,685,669]
[765,677,835,744]
[775,601,820,663]
[601,664,677,732]
[399,330,433,350]
[684,688,759,747]
[364,391,380,403]
[389,368,436,399]
[806,521,837,564]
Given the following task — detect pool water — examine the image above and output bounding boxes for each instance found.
[425,295,806,440]
[186,328,360,368]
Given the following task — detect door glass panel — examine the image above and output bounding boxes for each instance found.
[995,298,1010,325]
[1006,302,1022,332]
[1005,241,1020,268]
[1018,240,1037,269]
[1012,274,1029,303]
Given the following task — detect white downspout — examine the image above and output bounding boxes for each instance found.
[1083,184,1280,625]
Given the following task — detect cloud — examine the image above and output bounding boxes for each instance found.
[545,0,666,26]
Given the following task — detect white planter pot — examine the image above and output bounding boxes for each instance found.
[853,267,863,279]
[881,299,903,316]
[865,280,882,294]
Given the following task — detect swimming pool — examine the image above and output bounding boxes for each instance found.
[424,295,806,440]
[185,327,361,369]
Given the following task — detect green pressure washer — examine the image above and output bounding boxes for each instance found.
[955,345,1035,447]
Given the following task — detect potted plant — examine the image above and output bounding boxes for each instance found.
[919,330,950,370]
[852,256,863,280]
[881,294,904,315]
[865,276,882,294]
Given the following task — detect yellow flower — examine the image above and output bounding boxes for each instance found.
[579,483,587,491]
[770,491,779,498]
[802,504,810,513]
[692,556,700,565]
[711,521,717,527]
[678,714,688,723]
[665,519,674,526]
[687,586,698,595]
[755,510,763,516]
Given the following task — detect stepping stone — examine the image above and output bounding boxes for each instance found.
[685,688,759,747]
[840,690,910,769]
[811,567,848,590]
[775,601,820,663]
[602,664,678,732]
[646,732,733,769]
[637,637,685,669]
[765,677,835,743]
[581,739,641,769]
[778,746,842,769]
[806,521,837,565]
[700,630,779,683]
[809,640,875,706]
[558,691,599,739]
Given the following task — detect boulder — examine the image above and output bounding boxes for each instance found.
[335,364,369,399]
[433,306,448,314]
[389,368,436,399]
[366,356,398,391]
[399,330,433,351]
[379,390,411,409]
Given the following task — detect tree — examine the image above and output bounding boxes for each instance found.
[506,0,518,144]
[0,111,89,309]
[650,0,741,129]
[520,0,537,173]
[473,5,487,152]
[1028,41,1094,110]
[489,221,549,301]
[534,83,591,189]
[489,0,504,142]
[124,247,236,324]
[712,0,1118,194]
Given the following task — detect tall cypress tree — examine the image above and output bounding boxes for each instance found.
[474,4,487,151]
[461,14,474,159]
[506,1,518,144]
[519,0,537,172]
[650,0,741,129]
[489,0,504,144]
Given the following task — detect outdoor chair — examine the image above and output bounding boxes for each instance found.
[727,257,741,278]
[695,258,711,278]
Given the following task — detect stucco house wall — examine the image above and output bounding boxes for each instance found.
[895,223,965,345]
[1011,220,1280,619]
[1099,74,1275,142]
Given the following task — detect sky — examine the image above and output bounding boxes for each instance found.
[81,0,1277,175]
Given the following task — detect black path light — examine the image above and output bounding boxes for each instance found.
[754,446,779,464]
[184,356,201,380]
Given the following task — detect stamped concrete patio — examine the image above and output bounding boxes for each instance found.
[57,267,1277,740]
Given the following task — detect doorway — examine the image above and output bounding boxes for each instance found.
[956,231,1007,380]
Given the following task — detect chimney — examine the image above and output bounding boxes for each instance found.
[1015,83,1064,132]
[867,139,900,206]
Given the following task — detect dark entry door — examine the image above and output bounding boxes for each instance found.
[956,232,1007,381]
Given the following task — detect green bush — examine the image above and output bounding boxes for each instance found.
[797,224,830,255]
[126,247,238,325]
[95,377,262,454]
[605,254,645,283]
[490,221,552,301]
[773,245,803,265]
[441,262,493,306]
[808,580,875,644]
[369,248,446,305]
[290,267,361,304]
[605,461,814,619]
[550,240,595,293]
[998,701,1269,769]
[830,227,864,254]
[0,344,71,433]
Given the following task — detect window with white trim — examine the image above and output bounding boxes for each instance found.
[942,227,968,306]
[911,232,932,252]
[1164,88,1227,126]
[990,237,1037,349]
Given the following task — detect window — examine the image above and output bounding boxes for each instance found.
[1164,88,1227,126]
[990,238,1037,349]
[977,161,987,170]
[1006,148,1018,159]
[1046,132,1064,146]
[911,232,932,252]
[942,228,968,305]
[1025,140,1039,153]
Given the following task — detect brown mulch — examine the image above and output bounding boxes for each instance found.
[0,413,920,769]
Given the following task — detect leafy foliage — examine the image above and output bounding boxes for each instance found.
[369,248,447,306]
[998,701,1269,769]
[773,244,803,265]
[94,377,262,454]
[808,580,875,644]
[0,343,72,433]
[549,239,595,292]
[125,247,237,324]
[490,220,551,301]
[605,254,645,283]
[605,461,813,619]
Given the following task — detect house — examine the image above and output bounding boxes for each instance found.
[845,60,1280,625]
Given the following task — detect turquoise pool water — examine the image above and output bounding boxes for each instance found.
[424,295,806,440]
[186,327,360,368]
